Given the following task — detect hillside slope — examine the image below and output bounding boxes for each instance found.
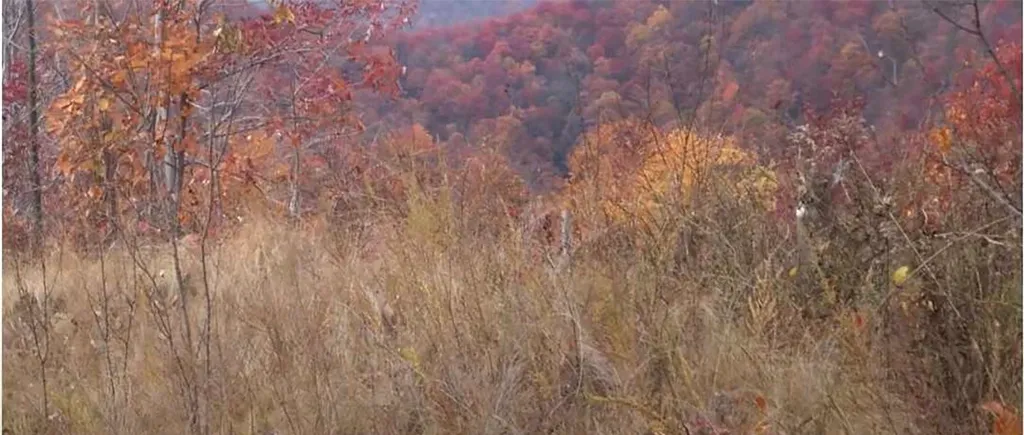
[359,0,1021,186]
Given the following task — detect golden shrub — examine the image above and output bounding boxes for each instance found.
[565,121,778,237]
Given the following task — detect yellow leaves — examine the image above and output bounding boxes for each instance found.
[566,119,778,239]
[215,22,245,53]
[97,97,112,112]
[126,54,149,73]
[627,5,672,50]
[273,3,297,25]
[735,164,779,211]
[626,25,653,51]
[632,128,760,217]
[892,265,911,287]
[645,5,673,29]
[398,346,420,367]
[837,41,871,73]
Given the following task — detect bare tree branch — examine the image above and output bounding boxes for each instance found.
[927,0,1022,102]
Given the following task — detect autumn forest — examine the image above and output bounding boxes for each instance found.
[2,0,1022,434]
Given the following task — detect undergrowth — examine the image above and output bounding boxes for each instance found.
[3,117,1022,435]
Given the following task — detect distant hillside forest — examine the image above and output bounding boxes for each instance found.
[350,0,1021,188]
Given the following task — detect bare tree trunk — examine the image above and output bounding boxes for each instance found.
[559,208,572,258]
[26,0,43,253]
[556,208,572,272]
[288,81,301,221]
[153,1,182,233]
[152,4,200,433]
[94,0,118,247]
[102,148,118,242]
[153,4,168,202]
[288,145,300,220]
[2,0,24,82]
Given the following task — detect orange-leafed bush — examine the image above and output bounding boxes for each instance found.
[564,118,777,245]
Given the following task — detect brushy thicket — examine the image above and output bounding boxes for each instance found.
[3,112,1021,435]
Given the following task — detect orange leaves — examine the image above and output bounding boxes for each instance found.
[852,311,866,330]
[753,394,767,414]
[87,186,104,200]
[944,41,1021,136]
[48,6,213,147]
[27,0,422,248]
[153,28,216,95]
[929,126,953,155]
[564,118,777,241]
[50,78,89,117]
[243,131,277,167]
[926,40,1022,200]
[721,80,740,104]
[126,53,147,72]
[54,153,76,178]
[166,47,202,79]
[697,388,776,435]
[42,0,231,243]
[635,128,774,212]
[407,123,435,151]
[981,401,1023,435]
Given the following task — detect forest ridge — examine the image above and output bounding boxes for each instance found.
[372,0,1022,187]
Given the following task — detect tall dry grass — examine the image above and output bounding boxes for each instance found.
[3,122,1021,435]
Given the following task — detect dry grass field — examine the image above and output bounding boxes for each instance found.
[4,141,1020,434]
